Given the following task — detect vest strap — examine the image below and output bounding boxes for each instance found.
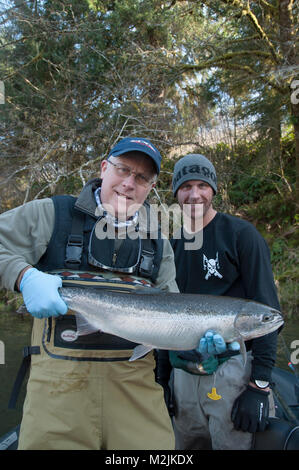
[65,208,85,268]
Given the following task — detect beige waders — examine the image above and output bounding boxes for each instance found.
[18,317,174,450]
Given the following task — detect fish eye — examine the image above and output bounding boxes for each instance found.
[262,313,273,322]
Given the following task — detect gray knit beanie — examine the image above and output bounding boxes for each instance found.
[172,154,217,196]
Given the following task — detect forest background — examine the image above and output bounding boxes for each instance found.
[0,0,298,316]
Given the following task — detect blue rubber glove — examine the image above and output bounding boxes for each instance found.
[20,268,68,318]
[197,330,240,355]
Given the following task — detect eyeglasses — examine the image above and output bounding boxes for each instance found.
[107,160,155,188]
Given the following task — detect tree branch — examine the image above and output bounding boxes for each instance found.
[220,0,280,63]
[3,52,43,80]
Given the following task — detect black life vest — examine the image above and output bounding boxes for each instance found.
[35,194,163,283]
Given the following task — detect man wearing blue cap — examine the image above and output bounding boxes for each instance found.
[169,154,281,450]
[0,137,178,449]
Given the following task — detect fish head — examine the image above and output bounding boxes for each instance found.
[234,301,284,341]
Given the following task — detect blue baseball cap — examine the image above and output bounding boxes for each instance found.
[108,137,162,174]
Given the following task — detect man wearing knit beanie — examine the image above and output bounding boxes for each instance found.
[169,154,281,450]
[172,153,217,196]
[172,154,217,233]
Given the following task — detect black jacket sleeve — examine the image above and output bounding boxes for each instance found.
[237,224,281,381]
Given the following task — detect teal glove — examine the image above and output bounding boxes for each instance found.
[169,331,241,375]
[169,350,224,375]
[197,330,240,355]
[20,268,68,318]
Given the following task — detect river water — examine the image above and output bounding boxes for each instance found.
[0,310,299,438]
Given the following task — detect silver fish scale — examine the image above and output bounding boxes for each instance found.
[59,288,284,351]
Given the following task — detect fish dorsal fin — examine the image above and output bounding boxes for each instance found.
[75,312,101,336]
[129,345,153,361]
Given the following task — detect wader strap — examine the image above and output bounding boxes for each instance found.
[65,208,85,269]
[8,346,40,409]
[154,350,176,417]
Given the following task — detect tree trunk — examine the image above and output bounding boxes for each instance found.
[291,99,299,210]
[279,0,299,209]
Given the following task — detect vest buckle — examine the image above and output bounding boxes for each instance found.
[65,235,83,268]
[139,248,154,278]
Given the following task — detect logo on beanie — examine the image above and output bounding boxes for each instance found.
[173,164,217,188]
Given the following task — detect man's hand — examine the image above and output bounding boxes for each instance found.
[169,350,220,375]
[169,330,241,375]
[197,330,240,355]
[231,385,270,433]
[20,268,68,318]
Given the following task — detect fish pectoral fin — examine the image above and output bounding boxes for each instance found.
[75,312,101,336]
[129,344,154,362]
[233,335,247,367]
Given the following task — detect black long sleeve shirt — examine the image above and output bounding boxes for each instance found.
[171,212,282,382]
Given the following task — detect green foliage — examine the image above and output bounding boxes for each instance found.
[270,241,299,317]
[0,289,22,312]
[212,137,297,230]
[229,175,272,205]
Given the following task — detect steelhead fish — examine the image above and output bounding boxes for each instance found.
[55,287,284,362]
